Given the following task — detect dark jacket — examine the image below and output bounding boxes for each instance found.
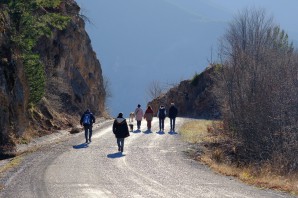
[80,111,95,126]
[157,106,166,119]
[113,118,130,138]
[168,106,178,118]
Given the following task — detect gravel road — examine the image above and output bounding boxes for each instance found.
[0,118,294,198]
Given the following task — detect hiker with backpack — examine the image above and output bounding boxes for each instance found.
[112,113,130,152]
[157,105,166,132]
[80,109,95,143]
[134,104,144,130]
[168,102,178,132]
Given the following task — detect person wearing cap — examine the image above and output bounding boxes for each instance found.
[168,103,178,132]
[112,113,130,152]
[80,109,95,143]
[134,104,144,130]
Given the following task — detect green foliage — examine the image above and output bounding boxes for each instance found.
[270,26,293,53]
[190,72,200,86]
[213,64,222,73]
[6,0,70,105]
[23,54,45,104]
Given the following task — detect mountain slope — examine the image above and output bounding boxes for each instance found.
[0,0,106,156]
[148,65,220,119]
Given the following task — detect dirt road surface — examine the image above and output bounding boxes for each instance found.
[0,118,294,198]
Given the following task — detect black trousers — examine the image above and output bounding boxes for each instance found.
[84,125,92,142]
[159,118,165,131]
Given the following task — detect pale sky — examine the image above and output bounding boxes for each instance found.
[75,0,298,116]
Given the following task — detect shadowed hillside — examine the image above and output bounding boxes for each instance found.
[148,65,220,119]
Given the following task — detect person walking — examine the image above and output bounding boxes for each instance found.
[80,109,95,143]
[112,113,130,152]
[144,105,154,131]
[168,102,178,132]
[157,105,166,131]
[134,104,144,130]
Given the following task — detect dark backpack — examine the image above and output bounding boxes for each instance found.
[159,108,166,119]
[83,113,91,125]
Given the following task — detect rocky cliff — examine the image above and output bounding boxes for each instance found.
[148,65,220,119]
[0,0,106,156]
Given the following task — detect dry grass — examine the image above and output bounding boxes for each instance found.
[180,120,298,196]
[0,156,23,174]
[179,119,219,143]
[16,128,39,145]
[69,127,81,134]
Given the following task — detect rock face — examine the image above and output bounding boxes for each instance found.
[148,66,220,119]
[0,0,106,155]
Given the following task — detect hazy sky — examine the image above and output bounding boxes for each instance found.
[75,0,298,117]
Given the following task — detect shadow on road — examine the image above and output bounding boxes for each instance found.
[156,131,165,135]
[132,129,142,133]
[107,152,125,158]
[143,130,152,134]
[73,143,89,149]
[168,131,178,135]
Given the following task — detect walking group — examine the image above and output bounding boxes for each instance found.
[134,103,178,132]
[80,103,178,153]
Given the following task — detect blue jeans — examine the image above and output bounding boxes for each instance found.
[84,125,92,142]
[170,118,176,131]
[117,138,124,152]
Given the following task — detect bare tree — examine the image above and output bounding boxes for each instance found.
[214,7,298,173]
[103,75,112,99]
[146,80,163,100]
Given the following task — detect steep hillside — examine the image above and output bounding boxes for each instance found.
[0,0,106,156]
[148,65,220,119]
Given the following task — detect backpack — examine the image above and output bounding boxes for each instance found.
[159,108,166,119]
[83,113,91,125]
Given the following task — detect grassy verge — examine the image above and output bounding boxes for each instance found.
[0,156,23,175]
[179,119,298,196]
[0,156,23,190]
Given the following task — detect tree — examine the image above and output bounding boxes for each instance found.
[214,7,298,172]
[6,0,70,105]
[146,80,164,100]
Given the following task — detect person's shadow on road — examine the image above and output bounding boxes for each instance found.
[168,131,178,135]
[132,129,141,133]
[156,131,165,135]
[73,143,89,149]
[107,152,125,158]
[143,129,152,134]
